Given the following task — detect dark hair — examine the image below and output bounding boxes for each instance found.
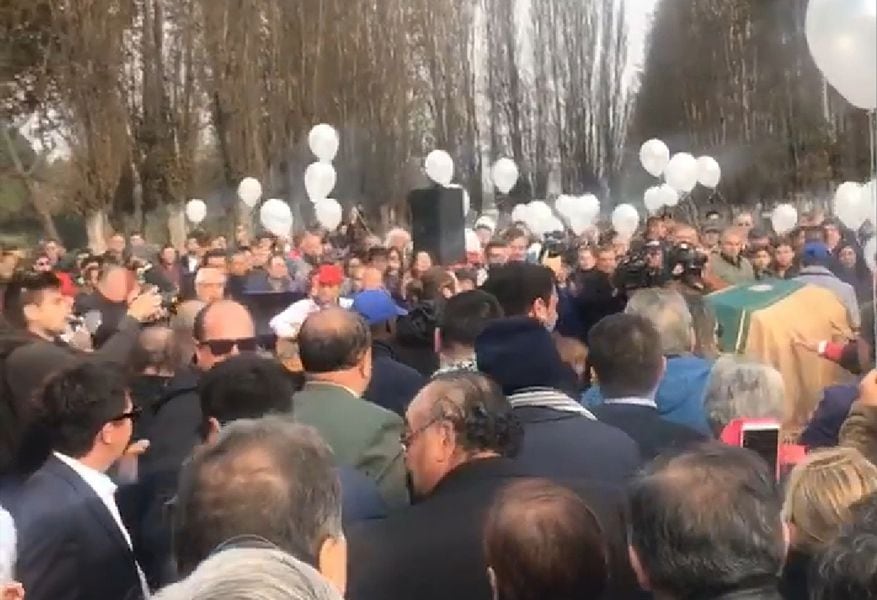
[588,314,664,398]
[485,240,508,253]
[454,268,478,286]
[366,247,389,264]
[629,443,785,599]
[298,308,371,373]
[428,371,522,457]
[484,479,608,600]
[439,290,503,349]
[480,262,554,317]
[2,270,62,329]
[174,417,341,575]
[202,249,228,266]
[811,493,877,600]
[198,355,293,437]
[503,227,528,243]
[420,267,456,302]
[37,361,129,458]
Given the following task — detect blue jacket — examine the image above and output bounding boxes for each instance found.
[583,355,712,434]
[363,341,425,417]
[800,384,859,448]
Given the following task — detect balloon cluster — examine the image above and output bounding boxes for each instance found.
[833,180,877,231]
[510,200,564,238]
[639,139,722,213]
[307,124,343,231]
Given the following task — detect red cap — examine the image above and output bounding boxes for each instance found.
[316,264,344,286]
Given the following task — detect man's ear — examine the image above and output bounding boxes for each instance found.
[434,328,442,354]
[628,545,652,592]
[318,535,347,596]
[205,417,222,445]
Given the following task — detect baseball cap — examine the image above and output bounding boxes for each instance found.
[315,264,344,286]
[352,290,408,325]
[803,242,831,262]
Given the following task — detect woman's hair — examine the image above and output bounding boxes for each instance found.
[783,447,877,553]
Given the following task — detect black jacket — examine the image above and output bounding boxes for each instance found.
[512,404,642,485]
[347,458,645,600]
[779,549,812,600]
[591,402,708,462]
[573,269,627,339]
[9,455,144,600]
[121,368,201,588]
[363,340,425,417]
[393,302,440,376]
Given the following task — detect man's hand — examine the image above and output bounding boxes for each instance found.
[126,289,162,322]
[858,370,877,407]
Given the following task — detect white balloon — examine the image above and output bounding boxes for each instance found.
[696,156,722,189]
[611,204,640,237]
[185,199,206,224]
[862,179,877,223]
[314,198,343,230]
[578,194,601,224]
[865,237,877,274]
[237,177,263,207]
[308,123,340,162]
[465,229,481,253]
[639,139,671,178]
[554,194,576,220]
[304,162,337,202]
[475,215,496,233]
[545,216,565,234]
[491,158,519,194]
[643,186,664,213]
[522,201,554,236]
[424,150,454,186]
[806,0,877,110]
[260,199,293,238]
[664,152,699,193]
[511,203,529,224]
[771,203,799,235]
[658,184,680,207]
[835,181,868,229]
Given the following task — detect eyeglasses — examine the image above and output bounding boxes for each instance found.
[109,406,142,424]
[401,416,444,452]
[199,337,259,355]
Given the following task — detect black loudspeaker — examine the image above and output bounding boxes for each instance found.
[408,187,466,265]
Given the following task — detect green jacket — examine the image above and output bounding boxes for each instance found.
[709,251,755,287]
[293,381,409,508]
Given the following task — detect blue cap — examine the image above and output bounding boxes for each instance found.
[803,242,831,265]
[352,290,408,325]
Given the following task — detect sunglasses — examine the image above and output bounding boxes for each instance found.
[199,337,258,355]
[109,406,142,424]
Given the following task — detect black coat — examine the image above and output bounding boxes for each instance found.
[346,457,645,600]
[10,456,144,600]
[512,404,642,485]
[393,302,440,376]
[591,403,708,462]
[573,270,627,339]
[363,340,425,417]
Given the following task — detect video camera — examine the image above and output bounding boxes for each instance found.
[614,240,707,292]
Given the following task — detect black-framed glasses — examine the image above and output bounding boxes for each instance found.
[199,337,258,355]
[109,405,142,424]
[401,416,444,452]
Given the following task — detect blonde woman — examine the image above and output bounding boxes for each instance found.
[780,447,877,599]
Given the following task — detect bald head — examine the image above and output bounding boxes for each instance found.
[298,308,370,375]
[194,301,256,370]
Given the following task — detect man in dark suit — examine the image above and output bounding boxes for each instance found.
[346,372,643,600]
[352,289,424,416]
[9,361,146,600]
[589,314,707,461]
[573,245,627,339]
[476,317,642,485]
[293,307,408,508]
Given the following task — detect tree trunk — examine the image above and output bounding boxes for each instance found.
[166,201,187,249]
[85,209,110,254]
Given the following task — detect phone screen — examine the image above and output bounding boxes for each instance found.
[742,428,780,477]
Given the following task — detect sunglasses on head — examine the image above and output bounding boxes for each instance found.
[199,337,258,355]
[109,405,142,424]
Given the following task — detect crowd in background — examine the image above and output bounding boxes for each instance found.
[0,206,876,600]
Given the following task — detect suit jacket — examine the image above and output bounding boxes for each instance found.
[363,341,425,417]
[592,402,708,462]
[10,456,143,600]
[293,382,409,508]
[346,457,645,600]
[511,403,642,485]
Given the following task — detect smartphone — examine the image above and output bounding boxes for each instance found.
[741,422,781,479]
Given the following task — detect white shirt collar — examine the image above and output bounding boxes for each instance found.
[53,451,116,498]
[601,396,658,409]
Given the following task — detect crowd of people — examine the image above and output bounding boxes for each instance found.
[0,206,875,600]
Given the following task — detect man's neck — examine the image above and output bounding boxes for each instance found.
[27,325,54,341]
[66,450,113,474]
[307,373,365,397]
[440,346,475,366]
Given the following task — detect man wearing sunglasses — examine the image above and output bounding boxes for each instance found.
[10,361,149,600]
